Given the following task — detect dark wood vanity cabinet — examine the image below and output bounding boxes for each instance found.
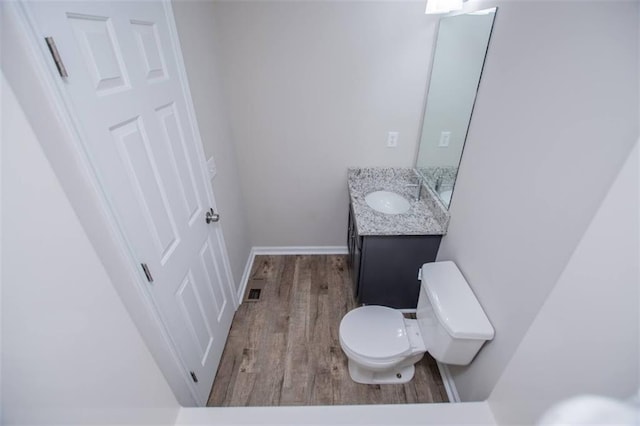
[347,205,442,309]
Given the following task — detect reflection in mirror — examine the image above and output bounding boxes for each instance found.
[416,8,497,208]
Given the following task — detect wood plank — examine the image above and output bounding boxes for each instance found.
[207,255,449,407]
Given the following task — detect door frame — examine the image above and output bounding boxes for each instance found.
[3,0,239,406]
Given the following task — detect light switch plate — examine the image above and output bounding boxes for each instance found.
[207,157,217,180]
[387,131,399,148]
[438,131,451,147]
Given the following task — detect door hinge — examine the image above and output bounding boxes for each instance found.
[141,263,153,283]
[190,371,198,383]
[44,37,69,78]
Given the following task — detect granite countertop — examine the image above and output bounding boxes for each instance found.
[348,167,450,236]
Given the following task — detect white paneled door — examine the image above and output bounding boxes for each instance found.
[26,1,234,404]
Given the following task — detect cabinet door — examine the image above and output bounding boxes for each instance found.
[352,236,362,298]
[347,207,354,262]
[347,206,362,298]
[359,235,442,309]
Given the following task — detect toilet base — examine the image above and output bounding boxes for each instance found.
[347,359,416,385]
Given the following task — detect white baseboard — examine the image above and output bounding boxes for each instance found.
[235,246,349,305]
[236,248,257,305]
[252,246,348,255]
[436,361,460,403]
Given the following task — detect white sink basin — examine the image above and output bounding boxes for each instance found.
[364,191,411,215]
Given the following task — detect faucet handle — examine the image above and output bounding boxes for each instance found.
[404,182,422,201]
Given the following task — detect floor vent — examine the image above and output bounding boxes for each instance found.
[244,279,265,303]
[247,288,262,301]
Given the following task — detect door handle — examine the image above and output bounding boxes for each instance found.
[205,208,220,224]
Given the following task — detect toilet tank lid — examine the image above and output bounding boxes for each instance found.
[421,261,495,340]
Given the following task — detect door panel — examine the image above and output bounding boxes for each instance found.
[111,115,181,261]
[199,241,225,318]
[130,20,167,82]
[176,270,214,362]
[28,1,234,405]
[155,102,202,225]
[68,13,130,94]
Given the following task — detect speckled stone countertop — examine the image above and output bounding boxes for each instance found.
[348,167,450,236]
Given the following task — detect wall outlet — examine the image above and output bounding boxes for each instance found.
[386,131,399,148]
[438,131,451,147]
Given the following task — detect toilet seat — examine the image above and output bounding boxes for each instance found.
[339,306,411,361]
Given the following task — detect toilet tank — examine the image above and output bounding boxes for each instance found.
[417,261,494,365]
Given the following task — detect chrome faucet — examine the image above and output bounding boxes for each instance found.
[405,178,423,201]
[435,176,443,193]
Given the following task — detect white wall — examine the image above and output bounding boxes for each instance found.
[488,142,639,425]
[1,74,180,425]
[172,0,251,292]
[211,1,438,246]
[437,0,639,401]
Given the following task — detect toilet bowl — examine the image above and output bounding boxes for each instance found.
[339,305,426,384]
[339,261,494,385]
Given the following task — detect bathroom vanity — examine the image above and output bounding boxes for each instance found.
[347,168,449,309]
[346,7,496,310]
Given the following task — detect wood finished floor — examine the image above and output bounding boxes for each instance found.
[207,255,448,407]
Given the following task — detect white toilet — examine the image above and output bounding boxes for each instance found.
[339,261,494,384]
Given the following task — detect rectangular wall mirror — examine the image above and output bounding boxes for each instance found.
[415,8,497,208]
